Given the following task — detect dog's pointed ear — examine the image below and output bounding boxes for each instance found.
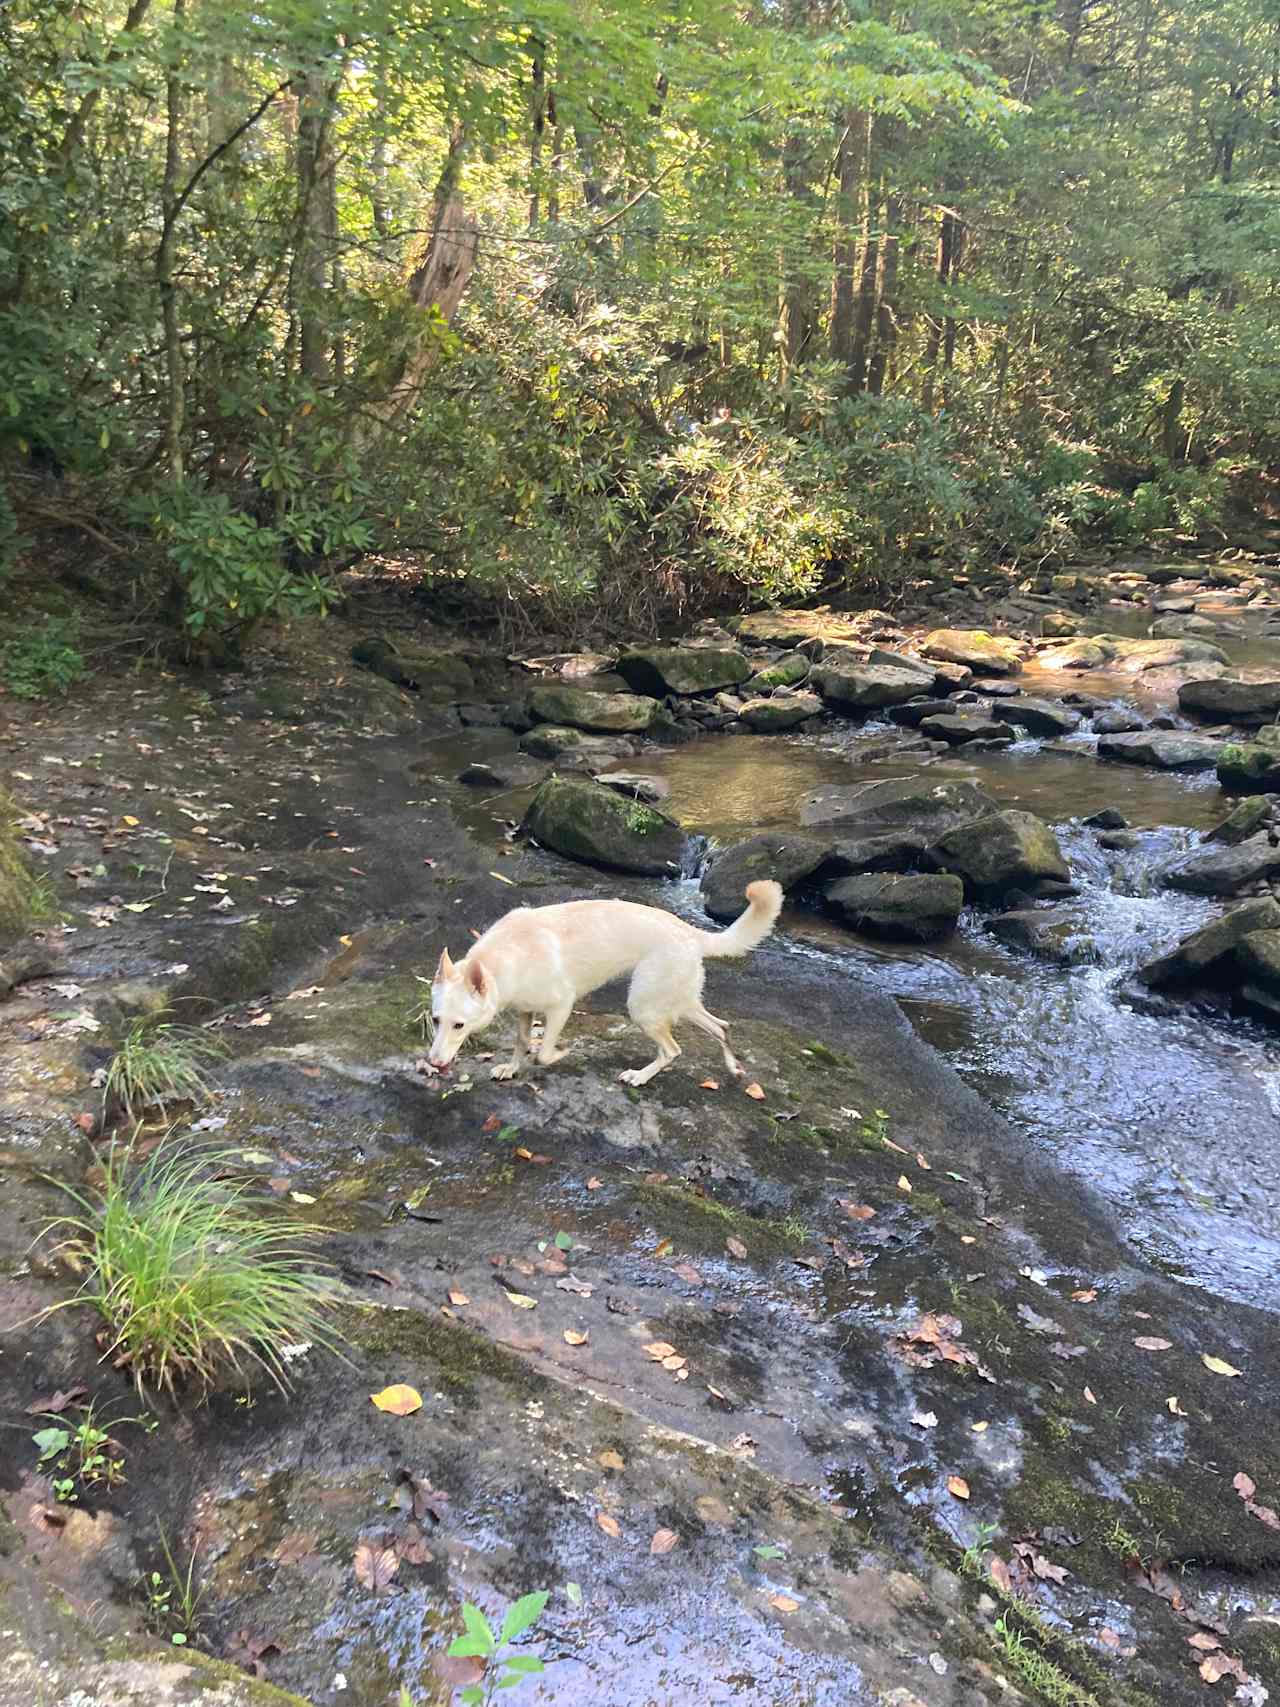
[467,957,491,998]
[434,947,455,982]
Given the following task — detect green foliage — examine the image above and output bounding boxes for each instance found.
[32,1398,153,1502]
[43,1143,345,1397]
[103,1018,226,1125]
[144,1525,206,1647]
[1,617,84,700]
[445,1590,550,1704]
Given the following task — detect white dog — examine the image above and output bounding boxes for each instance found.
[425,880,782,1087]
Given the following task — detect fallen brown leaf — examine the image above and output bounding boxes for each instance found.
[1071,1288,1098,1303]
[447,1289,469,1307]
[26,1385,87,1416]
[838,1201,876,1221]
[649,1527,679,1555]
[353,1542,398,1594]
[643,1341,677,1360]
[725,1236,747,1258]
[598,1449,626,1471]
[897,1174,912,1193]
[673,1261,703,1284]
[1167,1396,1187,1416]
[1083,1385,1097,1404]
[1133,1336,1172,1351]
[1199,1650,1249,1685]
[1189,1633,1222,1652]
[564,1329,589,1346]
[946,1476,970,1500]
[586,1176,603,1190]
[596,1512,621,1539]
[743,1082,766,1100]
[989,1556,1012,1594]
[769,1594,799,1613]
[699,1078,720,1091]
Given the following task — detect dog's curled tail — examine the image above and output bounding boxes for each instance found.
[700,880,783,959]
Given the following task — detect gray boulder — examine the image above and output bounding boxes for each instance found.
[1217,739,1280,793]
[520,725,637,761]
[1163,834,1280,897]
[811,662,937,711]
[747,652,810,690]
[886,698,957,726]
[824,872,965,940]
[1092,709,1144,735]
[616,647,749,697]
[526,683,657,733]
[931,810,1071,900]
[1178,678,1280,723]
[594,772,670,803]
[521,777,687,876]
[458,756,549,790]
[919,714,1015,746]
[1209,797,1273,845]
[821,828,930,877]
[1137,897,1280,988]
[1002,697,1082,737]
[700,833,831,921]
[1235,929,1280,995]
[1097,732,1224,771]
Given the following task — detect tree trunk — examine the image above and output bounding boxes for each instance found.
[829,111,865,364]
[57,0,154,164]
[866,195,902,396]
[378,125,478,421]
[528,40,546,230]
[547,90,562,224]
[1160,376,1185,464]
[158,0,187,486]
[296,69,337,388]
[921,205,963,411]
[847,158,880,393]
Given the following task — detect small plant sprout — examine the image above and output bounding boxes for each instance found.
[41,1143,345,1396]
[103,1016,226,1125]
[32,1399,150,1501]
[145,1525,205,1645]
[445,1590,550,1704]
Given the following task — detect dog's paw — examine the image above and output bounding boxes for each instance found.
[490,1061,519,1082]
[617,1067,643,1086]
[537,1045,568,1066]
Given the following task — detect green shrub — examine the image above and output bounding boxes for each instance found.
[1,616,84,699]
[45,1144,345,1396]
[103,1018,226,1125]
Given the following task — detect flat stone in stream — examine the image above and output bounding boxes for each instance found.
[1138,895,1280,987]
[521,776,687,875]
[1209,795,1273,844]
[526,682,658,733]
[810,660,936,711]
[700,831,832,919]
[1091,707,1145,734]
[615,645,749,697]
[824,871,964,939]
[1163,832,1280,897]
[800,775,998,834]
[519,724,638,761]
[1097,730,1224,770]
[1001,695,1082,737]
[1178,676,1280,722]
[931,808,1071,899]
[885,696,956,726]
[745,651,811,689]
[918,712,1015,745]
[738,691,822,731]
[457,756,550,790]
[921,627,1024,674]
[594,771,670,802]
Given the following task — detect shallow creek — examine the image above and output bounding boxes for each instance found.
[603,729,1280,1313]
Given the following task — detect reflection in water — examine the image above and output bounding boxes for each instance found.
[639,734,1280,1312]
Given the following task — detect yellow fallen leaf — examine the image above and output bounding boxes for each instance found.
[504,1290,537,1309]
[897,1174,912,1193]
[769,1594,799,1613]
[597,1449,625,1471]
[1167,1396,1187,1416]
[661,1354,687,1372]
[1202,1354,1243,1378]
[370,1384,422,1416]
[289,1191,316,1204]
[960,1234,976,1245]
[744,1082,766,1100]
[564,1329,589,1346]
[699,1078,720,1091]
[596,1512,621,1538]
[489,870,516,885]
[338,933,352,946]
[448,1289,469,1306]
[643,1341,678,1360]
[971,1421,989,1434]
[946,1476,970,1500]
[121,815,139,827]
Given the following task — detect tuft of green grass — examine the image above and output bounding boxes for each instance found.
[43,1144,345,1397]
[103,1018,226,1124]
[992,1614,1101,1707]
[145,1523,206,1645]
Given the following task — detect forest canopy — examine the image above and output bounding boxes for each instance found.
[3,0,1279,648]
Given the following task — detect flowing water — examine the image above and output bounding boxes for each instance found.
[597,730,1280,1311]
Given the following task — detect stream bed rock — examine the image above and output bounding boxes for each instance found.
[520,776,687,875]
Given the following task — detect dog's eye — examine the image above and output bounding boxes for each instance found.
[453,1021,464,1030]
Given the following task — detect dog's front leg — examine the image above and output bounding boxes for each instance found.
[535,999,575,1066]
[491,1011,534,1081]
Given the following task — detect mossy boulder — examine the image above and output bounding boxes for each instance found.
[921,628,1024,675]
[1138,896,1280,988]
[738,692,822,732]
[1235,929,1280,995]
[730,610,864,648]
[824,872,964,940]
[521,777,687,875]
[746,652,810,690]
[616,647,749,697]
[1218,740,1280,793]
[519,725,636,761]
[1209,796,1273,845]
[931,809,1070,899]
[526,682,657,733]
[700,832,831,920]
[350,637,474,700]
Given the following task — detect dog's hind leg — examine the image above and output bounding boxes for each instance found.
[619,949,691,1086]
[687,1004,744,1077]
